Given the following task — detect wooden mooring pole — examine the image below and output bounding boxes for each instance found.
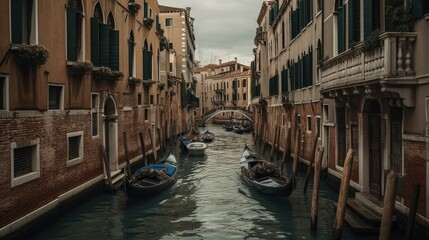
[101,145,113,193]
[304,136,320,193]
[379,169,398,240]
[333,149,354,240]
[280,128,290,175]
[148,128,157,162]
[270,125,279,161]
[139,132,147,166]
[292,128,301,176]
[311,145,324,231]
[404,183,420,240]
[157,127,163,156]
[122,132,131,176]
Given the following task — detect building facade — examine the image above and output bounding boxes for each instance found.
[196,59,251,123]
[252,0,429,230]
[0,0,189,237]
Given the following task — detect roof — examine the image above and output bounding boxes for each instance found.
[159,5,185,13]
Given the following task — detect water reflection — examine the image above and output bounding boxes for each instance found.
[36,124,386,240]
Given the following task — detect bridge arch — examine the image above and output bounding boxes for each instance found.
[200,108,252,124]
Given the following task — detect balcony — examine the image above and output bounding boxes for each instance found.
[254,27,267,45]
[212,100,225,105]
[215,88,225,94]
[321,32,417,106]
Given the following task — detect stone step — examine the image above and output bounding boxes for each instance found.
[343,207,380,234]
[347,198,382,227]
[104,170,124,191]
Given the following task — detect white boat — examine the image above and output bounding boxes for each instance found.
[186,142,208,156]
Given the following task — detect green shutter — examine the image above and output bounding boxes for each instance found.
[413,0,423,19]
[143,49,150,80]
[128,39,134,76]
[149,51,153,80]
[90,17,100,66]
[348,0,354,46]
[11,0,23,44]
[99,24,110,67]
[144,1,148,18]
[363,0,372,38]
[109,29,119,71]
[66,7,77,61]
[338,7,345,53]
[309,51,313,86]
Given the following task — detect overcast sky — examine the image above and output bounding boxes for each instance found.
[158,0,262,67]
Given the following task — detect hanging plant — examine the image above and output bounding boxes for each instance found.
[128,2,141,15]
[67,61,93,77]
[363,29,381,52]
[128,77,142,86]
[144,17,154,28]
[11,44,50,66]
[93,67,124,81]
[142,79,154,87]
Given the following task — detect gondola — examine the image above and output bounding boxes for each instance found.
[202,130,215,142]
[239,144,296,196]
[125,152,177,197]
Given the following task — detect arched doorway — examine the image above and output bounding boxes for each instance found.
[363,99,382,199]
[103,95,118,171]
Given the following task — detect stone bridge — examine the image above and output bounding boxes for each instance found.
[197,107,252,124]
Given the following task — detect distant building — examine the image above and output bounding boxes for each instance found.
[195,59,251,123]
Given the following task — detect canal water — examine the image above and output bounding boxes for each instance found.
[35,124,390,240]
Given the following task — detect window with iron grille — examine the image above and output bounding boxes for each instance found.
[11,139,40,187]
[67,131,83,166]
[49,85,63,110]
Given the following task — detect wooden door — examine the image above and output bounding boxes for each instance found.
[369,113,381,198]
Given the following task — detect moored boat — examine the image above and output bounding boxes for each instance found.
[125,152,177,197]
[202,130,215,142]
[239,144,296,196]
[187,142,208,156]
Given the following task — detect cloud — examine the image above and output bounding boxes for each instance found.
[158,0,261,66]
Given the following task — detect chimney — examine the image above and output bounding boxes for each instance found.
[235,57,237,62]
[219,59,222,65]
[235,57,238,71]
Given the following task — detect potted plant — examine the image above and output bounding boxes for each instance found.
[11,44,50,66]
[128,0,141,15]
[157,82,165,90]
[144,17,154,28]
[142,79,154,87]
[128,77,142,87]
[93,66,124,82]
[67,60,93,77]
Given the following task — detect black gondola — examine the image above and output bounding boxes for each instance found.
[202,130,215,142]
[239,144,296,196]
[125,152,177,197]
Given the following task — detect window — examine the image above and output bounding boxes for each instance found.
[336,0,346,54]
[297,114,301,127]
[169,42,174,50]
[363,0,380,38]
[348,0,360,46]
[11,138,40,187]
[0,75,8,110]
[138,93,142,106]
[166,18,173,26]
[150,95,154,105]
[67,131,83,166]
[307,115,312,132]
[316,116,321,137]
[243,93,247,101]
[128,31,135,77]
[91,5,119,69]
[282,113,286,126]
[66,0,84,61]
[144,108,149,121]
[91,93,99,137]
[317,0,322,12]
[48,85,63,110]
[11,0,38,44]
[413,1,429,19]
[143,42,153,80]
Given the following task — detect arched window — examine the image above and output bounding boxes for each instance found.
[90,2,103,66]
[128,31,135,77]
[107,12,115,29]
[143,40,153,80]
[93,3,103,22]
[66,0,84,61]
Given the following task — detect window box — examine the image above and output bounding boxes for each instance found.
[157,82,165,90]
[10,44,50,66]
[142,79,154,87]
[143,17,154,28]
[67,61,93,77]
[92,66,124,81]
[128,76,142,87]
[128,2,141,15]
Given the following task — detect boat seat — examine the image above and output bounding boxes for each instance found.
[136,178,160,187]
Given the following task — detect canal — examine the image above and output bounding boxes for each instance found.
[35,124,394,239]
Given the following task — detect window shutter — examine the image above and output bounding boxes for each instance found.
[363,0,372,38]
[128,39,134,76]
[11,0,23,44]
[413,0,423,19]
[90,17,100,66]
[309,51,313,86]
[99,24,110,67]
[338,7,345,53]
[282,69,288,93]
[143,49,150,80]
[109,29,119,71]
[144,1,148,18]
[149,51,153,80]
[66,7,77,61]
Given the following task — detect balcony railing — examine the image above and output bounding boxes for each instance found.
[215,88,225,93]
[320,32,417,92]
[254,27,267,45]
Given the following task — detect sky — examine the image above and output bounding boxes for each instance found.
[158,0,263,67]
